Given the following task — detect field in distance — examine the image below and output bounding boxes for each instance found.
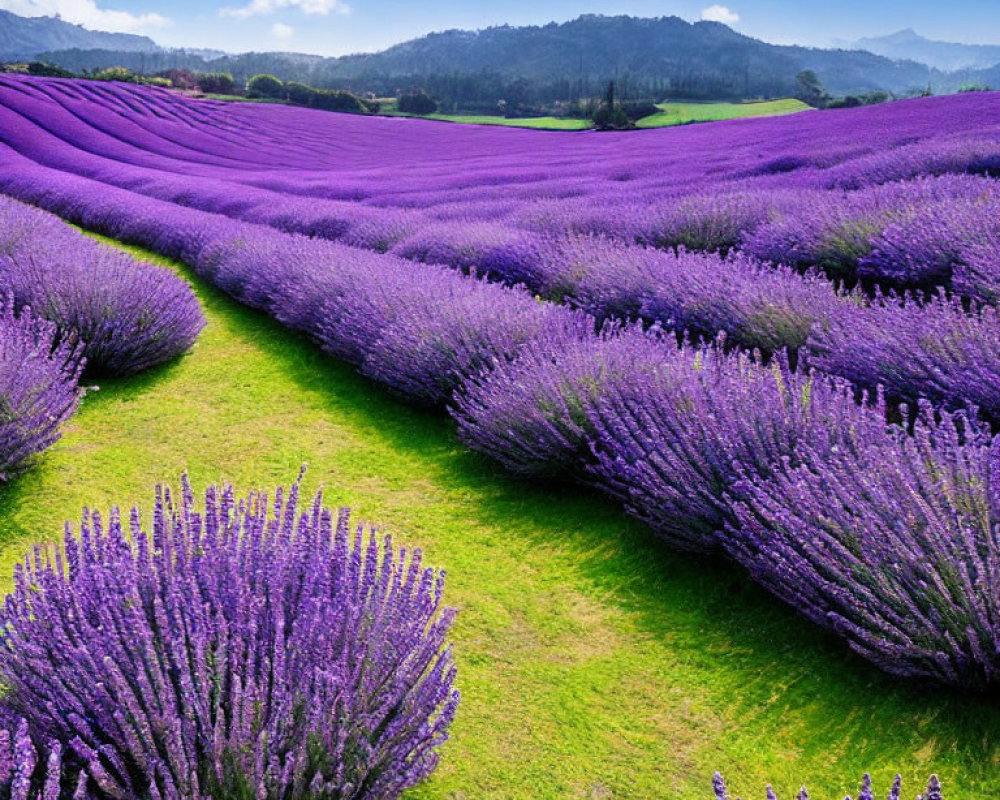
[382,97,810,130]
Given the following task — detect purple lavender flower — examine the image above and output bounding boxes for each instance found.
[807,290,1000,417]
[452,324,680,478]
[0,472,459,799]
[0,197,205,377]
[587,345,889,552]
[725,404,1000,687]
[712,773,939,800]
[0,297,83,480]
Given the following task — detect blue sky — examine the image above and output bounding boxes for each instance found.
[2,0,999,56]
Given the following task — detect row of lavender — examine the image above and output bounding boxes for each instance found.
[4,77,1000,309]
[5,152,1000,691]
[6,81,1000,417]
[0,196,204,478]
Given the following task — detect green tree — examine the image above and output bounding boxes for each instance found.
[247,73,284,98]
[197,72,236,94]
[795,70,828,108]
[398,91,438,115]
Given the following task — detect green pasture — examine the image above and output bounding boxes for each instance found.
[635,98,812,128]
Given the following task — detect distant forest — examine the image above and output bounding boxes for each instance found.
[27,15,996,112]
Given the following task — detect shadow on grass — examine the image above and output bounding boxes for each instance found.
[169,249,1000,770]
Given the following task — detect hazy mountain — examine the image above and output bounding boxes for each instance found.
[24,13,958,103]
[851,29,1000,72]
[0,9,159,60]
[315,15,933,96]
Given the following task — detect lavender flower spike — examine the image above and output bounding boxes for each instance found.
[0,471,459,800]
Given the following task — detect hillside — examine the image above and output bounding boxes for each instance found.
[321,15,935,95]
[35,14,940,101]
[0,9,158,60]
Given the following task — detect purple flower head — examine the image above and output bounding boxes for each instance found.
[0,472,459,799]
[0,296,83,480]
[0,196,205,377]
[726,403,1000,687]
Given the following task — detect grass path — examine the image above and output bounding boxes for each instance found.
[0,235,997,799]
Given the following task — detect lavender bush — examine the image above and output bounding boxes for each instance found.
[712,772,941,800]
[0,299,83,480]
[587,347,889,552]
[452,325,681,478]
[0,473,459,799]
[0,197,204,377]
[725,405,1000,688]
[0,719,91,800]
[539,235,847,355]
[807,291,1000,417]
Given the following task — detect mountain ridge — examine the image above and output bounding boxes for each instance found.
[5,11,994,100]
[0,9,159,60]
[851,29,1000,72]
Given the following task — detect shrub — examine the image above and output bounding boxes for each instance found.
[621,100,660,121]
[587,348,888,552]
[195,71,236,94]
[453,325,675,478]
[726,405,1000,688]
[26,62,74,78]
[398,91,438,115]
[0,299,83,480]
[807,291,1000,417]
[283,80,316,105]
[0,473,459,799]
[90,66,138,83]
[311,89,368,113]
[246,73,283,98]
[0,199,205,377]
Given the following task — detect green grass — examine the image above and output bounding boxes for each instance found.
[382,110,592,130]
[635,98,812,129]
[189,93,807,131]
[0,234,998,799]
[197,92,287,103]
[386,99,810,131]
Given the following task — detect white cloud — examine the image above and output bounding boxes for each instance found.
[220,0,349,19]
[700,4,739,25]
[0,0,169,32]
[271,21,293,37]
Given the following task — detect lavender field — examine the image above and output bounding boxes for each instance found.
[1,71,1000,798]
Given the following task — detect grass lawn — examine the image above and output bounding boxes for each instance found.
[636,98,812,128]
[0,234,997,799]
[189,94,808,131]
[386,111,593,130]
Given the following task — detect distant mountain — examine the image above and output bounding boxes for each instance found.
[316,15,934,96]
[38,13,937,102]
[852,29,1000,72]
[0,9,159,60]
